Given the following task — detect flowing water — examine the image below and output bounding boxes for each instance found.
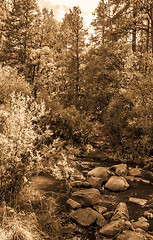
[30,153,153,239]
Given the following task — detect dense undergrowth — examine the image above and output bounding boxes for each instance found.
[0,56,153,238]
[1,0,153,238]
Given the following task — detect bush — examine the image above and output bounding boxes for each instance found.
[0,65,31,104]
[0,92,46,202]
[37,104,94,145]
[0,207,43,240]
[103,52,153,163]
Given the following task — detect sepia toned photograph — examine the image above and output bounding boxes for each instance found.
[0,0,153,239]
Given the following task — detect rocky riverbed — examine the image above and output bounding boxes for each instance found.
[31,155,153,240]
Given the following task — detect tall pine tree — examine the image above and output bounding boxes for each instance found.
[60,6,87,97]
[1,0,39,81]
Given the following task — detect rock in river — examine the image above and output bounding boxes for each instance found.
[117,230,152,240]
[66,198,81,209]
[115,164,128,177]
[105,176,129,191]
[96,212,107,227]
[88,176,103,189]
[111,202,129,221]
[70,207,97,226]
[87,167,108,182]
[129,197,148,206]
[132,217,150,231]
[128,167,142,177]
[71,188,101,206]
[99,220,125,236]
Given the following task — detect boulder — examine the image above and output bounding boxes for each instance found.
[132,217,150,231]
[111,202,129,221]
[66,198,81,209]
[105,176,129,191]
[71,188,101,206]
[129,167,142,177]
[99,220,125,236]
[70,207,97,226]
[87,167,108,182]
[115,164,128,177]
[88,176,103,189]
[129,197,148,206]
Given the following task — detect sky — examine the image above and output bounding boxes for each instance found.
[38,0,100,27]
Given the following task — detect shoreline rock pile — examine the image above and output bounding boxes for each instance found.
[65,164,153,239]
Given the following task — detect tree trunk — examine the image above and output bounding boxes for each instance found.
[145,19,150,74]
[146,19,150,52]
[132,2,137,52]
[76,17,80,96]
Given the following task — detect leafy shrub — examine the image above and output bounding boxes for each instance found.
[103,52,153,163]
[0,92,46,202]
[0,65,31,104]
[37,104,94,145]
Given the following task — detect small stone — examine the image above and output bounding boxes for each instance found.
[125,176,135,182]
[70,207,97,226]
[71,181,91,188]
[117,230,149,240]
[132,218,150,231]
[103,211,113,221]
[115,164,128,177]
[93,205,107,214]
[99,220,125,236]
[129,167,142,177]
[144,209,153,219]
[72,188,101,206]
[129,197,148,206]
[134,177,151,184]
[96,212,107,227]
[62,223,77,234]
[111,202,129,221]
[66,199,81,209]
[88,176,103,189]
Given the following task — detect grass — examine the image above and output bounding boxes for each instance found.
[0,180,63,240]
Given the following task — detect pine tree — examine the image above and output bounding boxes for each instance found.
[0,0,8,52]
[91,0,111,46]
[1,0,39,81]
[60,6,87,97]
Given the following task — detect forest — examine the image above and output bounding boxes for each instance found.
[0,0,153,239]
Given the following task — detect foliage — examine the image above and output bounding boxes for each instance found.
[18,183,62,239]
[59,6,87,96]
[1,0,39,74]
[0,206,43,240]
[1,0,153,238]
[0,92,46,201]
[103,52,153,162]
[0,65,31,104]
[37,103,94,145]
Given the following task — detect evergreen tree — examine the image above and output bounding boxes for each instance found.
[0,0,8,51]
[60,6,87,97]
[1,0,39,81]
